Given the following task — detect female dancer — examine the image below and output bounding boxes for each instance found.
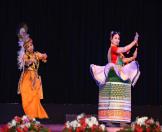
[17,24,48,119]
[90,31,140,126]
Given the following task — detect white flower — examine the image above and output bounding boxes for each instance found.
[136,117,148,126]
[22,115,30,123]
[100,124,106,131]
[85,117,98,128]
[85,118,90,125]
[156,121,160,126]
[7,123,12,128]
[148,118,154,124]
[88,122,93,128]
[22,115,28,120]
[65,121,71,128]
[90,117,98,125]
[20,124,25,128]
[25,122,31,128]
[11,119,16,127]
[77,123,81,127]
[77,113,85,121]
[70,120,79,128]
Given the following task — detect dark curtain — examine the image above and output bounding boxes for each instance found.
[0,0,162,105]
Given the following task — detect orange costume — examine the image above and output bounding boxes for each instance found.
[17,24,48,119]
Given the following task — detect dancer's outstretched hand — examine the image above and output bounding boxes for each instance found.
[42,53,47,63]
[134,32,139,46]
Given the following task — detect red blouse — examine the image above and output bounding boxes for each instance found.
[111,45,118,64]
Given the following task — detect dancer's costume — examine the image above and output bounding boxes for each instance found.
[17,24,48,119]
[90,45,140,122]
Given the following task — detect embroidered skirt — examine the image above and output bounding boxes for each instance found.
[98,82,131,122]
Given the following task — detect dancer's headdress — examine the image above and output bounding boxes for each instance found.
[17,23,32,70]
[110,31,120,40]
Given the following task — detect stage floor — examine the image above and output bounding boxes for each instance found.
[1,103,162,124]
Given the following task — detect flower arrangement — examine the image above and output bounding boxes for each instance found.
[117,116,161,132]
[1,115,50,132]
[62,113,107,132]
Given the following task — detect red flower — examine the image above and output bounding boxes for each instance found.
[16,127,23,132]
[14,116,21,123]
[135,125,143,132]
[23,126,28,132]
[76,127,84,132]
[145,118,154,125]
[79,118,87,129]
[79,118,86,125]
[92,124,98,132]
[146,127,150,132]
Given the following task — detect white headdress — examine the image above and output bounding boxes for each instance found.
[17,23,30,70]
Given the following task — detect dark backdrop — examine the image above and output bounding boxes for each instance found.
[0,0,162,105]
